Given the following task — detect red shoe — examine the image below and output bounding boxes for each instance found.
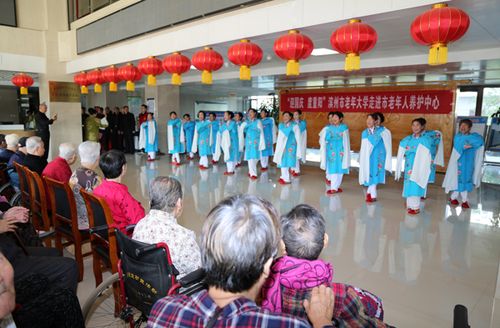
[449,198,459,206]
[147,157,155,162]
[421,197,426,200]
[211,160,218,164]
[407,208,420,215]
[326,189,338,195]
[261,167,268,172]
[224,171,235,176]
[278,178,290,185]
[461,202,470,209]
[291,171,300,177]
[325,178,331,185]
[188,156,194,161]
[236,163,241,168]
[337,188,343,193]
[199,165,208,170]
[248,174,258,180]
[366,194,377,203]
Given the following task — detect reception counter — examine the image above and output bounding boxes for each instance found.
[0,125,36,137]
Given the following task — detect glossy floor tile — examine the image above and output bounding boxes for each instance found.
[77,153,500,328]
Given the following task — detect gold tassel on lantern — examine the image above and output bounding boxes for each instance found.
[172,73,182,86]
[126,81,135,91]
[94,84,102,93]
[81,86,88,94]
[345,53,361,71]
[147,75,156,86]
[20,87,28,95]
[429,43,448,66]
[109,82,117,92]
[286,59,300,76]
[201,70,212,84]
[240,65,251,80]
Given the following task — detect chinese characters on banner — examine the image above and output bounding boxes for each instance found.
[281,89,454,114]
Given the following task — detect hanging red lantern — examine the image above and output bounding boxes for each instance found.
[11,73,34,95]
[86,69,106,93]
[410,3,470,66]
[191,47,224,85]
[73,72,89,94]
[162,52,191,86]
[138,56,163,86]
[330,19,377,72]
[227,39,263,80]
[273,30,313,76]
[118,63,142,91]
[102,65,121,92]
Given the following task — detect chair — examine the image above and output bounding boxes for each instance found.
[13,162,30,209]
[0,163,20,205]
[44,176,91,282]
[24,168,54,247]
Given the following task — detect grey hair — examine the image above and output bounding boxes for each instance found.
[149,176,183,213]
[201,194,280,293]
[281,204,326,260]
[59,143,76,160]
[5,134,19,148]
[26,136,43,153]
[78,141,100,164]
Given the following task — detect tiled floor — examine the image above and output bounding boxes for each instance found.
[78,153,500,327]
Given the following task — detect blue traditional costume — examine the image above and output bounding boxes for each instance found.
[183,120,195,159]
[210,119,220,162]
[395,134,433,212]
[273,122,302,183]
[167,118,185,164]
[319,123,350,192]
[219,120,239,174]
[260,117,276,170]
[442,132,484,205]
[293,119,307,174]
[244,119,265,178]
[139,120,159,161]
[422,129,444,184]
[191,119,212,168]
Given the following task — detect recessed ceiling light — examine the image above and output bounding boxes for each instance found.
[311,48,339,56]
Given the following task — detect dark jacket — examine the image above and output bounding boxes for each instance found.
[23,154,48,175]
[34,111,54,135]
[121,112,136,134]
[7,151,26,170]
[0,148,15,163]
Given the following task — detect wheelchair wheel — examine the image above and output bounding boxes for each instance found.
[83,273,145,327]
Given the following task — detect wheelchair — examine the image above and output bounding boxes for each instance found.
[82,228,206,327]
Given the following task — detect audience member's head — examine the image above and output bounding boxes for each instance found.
[5,134,19,152]
[280,204,328,260]
[202,194,279,294]
[123,106,129,113]
[88,108,97,116]
[0,252,15,319]
[78,141,100,169]
[99,150,126,180]
[0,134,6,149]
[149,176,183,217]
[26,136,45,157]
[58,143,77,165]
[17,137,28,154]
[140,104,147,114]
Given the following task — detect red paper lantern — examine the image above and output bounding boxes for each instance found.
[118,63,142,91]
[102,65,121,92]
[191,47,224,85]
[162,52,191,86]
[11,73,34,95]
[410,3,470,65]
[273,30,313,76]
[330,19,377,72]
[227,39,263,80]
[73,72,89,94]
[138,56,163,86]
[86,69,106,93]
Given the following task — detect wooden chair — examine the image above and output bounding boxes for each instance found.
[44,176,91,282]
[24,168,54,246]
[0,163,20,205]
[13,162,30,209]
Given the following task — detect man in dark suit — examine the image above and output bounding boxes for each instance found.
[22,136,48,175]
[34,103,57,160]
[121,106,136,154]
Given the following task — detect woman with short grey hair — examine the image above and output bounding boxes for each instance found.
[69,141,102,230]
[133,176,201,278]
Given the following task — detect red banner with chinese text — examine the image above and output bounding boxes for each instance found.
[280,89,453,114]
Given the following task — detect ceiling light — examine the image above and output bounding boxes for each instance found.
[311,48,338,56]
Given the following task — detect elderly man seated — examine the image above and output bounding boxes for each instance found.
[148,194,335,328]
[0,134,19,163]
[42,143,77,183]
[133,176,201,278]
[6,137,28,189]
[22,136,47,175]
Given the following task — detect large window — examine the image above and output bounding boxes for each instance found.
[455,89,478,117]
[482,87,500,117]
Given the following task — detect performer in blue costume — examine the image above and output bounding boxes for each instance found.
[219,111,239,175]
[259,109,276,171]
[182,113,195,160]
[395,118,433,215]
[235,112,246,167]
[319,112,350,194]
[443,118,484,208]
[139,112,159,162]
[421,122,444,185]
[359,113,392,202]
[208,112,220,164]
[244,108,265,179]
[167,111,184,165]
[191,111,212,169]
[292,110,307,176]
[273,111,301,184]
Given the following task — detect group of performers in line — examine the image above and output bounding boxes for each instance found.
[140,108,484,215]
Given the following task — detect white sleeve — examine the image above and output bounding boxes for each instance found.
[319,128,326,171]
[395,146,406,181]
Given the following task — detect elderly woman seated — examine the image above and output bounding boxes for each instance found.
[69,141,102,230]
[132,176,201,278]
[148,194,335,328]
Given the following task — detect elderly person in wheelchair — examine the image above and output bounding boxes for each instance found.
[133,176,201,278]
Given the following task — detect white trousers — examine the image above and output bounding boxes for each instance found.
[327,174,343,190]
[406,196,420,210]
[451,191,468,202]
[294,159,301,173]
[148,151,156,159]
[260,156,269,169]
[226,161,235,173]
[367,185,377,198]
[248,159,258,177]
[281,168,291,182]
[189,152,194,158]
[172,153,180,163]
[200,155,208,167]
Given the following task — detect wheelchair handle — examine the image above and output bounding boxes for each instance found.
[135,244,157,257]
[89,224,109,234]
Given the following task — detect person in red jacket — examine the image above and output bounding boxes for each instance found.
[42,143,77,183]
